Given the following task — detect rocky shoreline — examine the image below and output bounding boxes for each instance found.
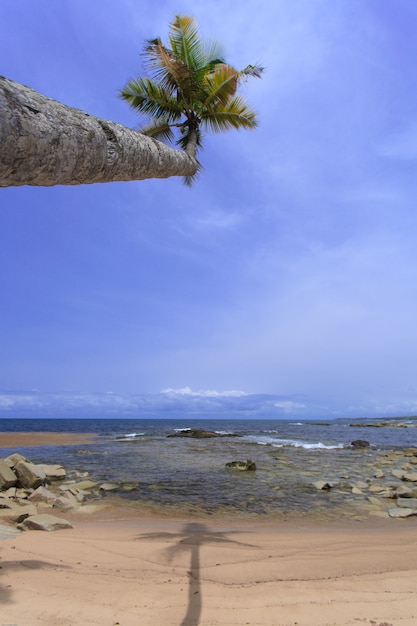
[0,451,113,535]
[1,444,417,535]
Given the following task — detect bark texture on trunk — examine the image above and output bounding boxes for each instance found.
[0,77,198,187]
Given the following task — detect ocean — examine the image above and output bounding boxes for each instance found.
[1,417,416,520]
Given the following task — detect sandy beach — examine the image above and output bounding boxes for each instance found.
[1,515,416,626]
[1,432,417,626]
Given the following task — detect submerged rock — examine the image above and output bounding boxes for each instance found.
[168,429,237,439]
[351,440,371,449]
[225,460,256,471]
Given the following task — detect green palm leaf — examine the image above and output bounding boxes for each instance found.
[120,14,263,184]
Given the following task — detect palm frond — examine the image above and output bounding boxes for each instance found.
[143,38,191,93]
[120,78,182,121]
[140,119,175,143]
[238,64,265,82]
[169,15,213,79]
[201,95,258,132]
[204,64,239,107]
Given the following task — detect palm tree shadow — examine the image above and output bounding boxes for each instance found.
[0,558,67,604]
[137,522,257,626]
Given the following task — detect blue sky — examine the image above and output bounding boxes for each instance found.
[1,0,417,419]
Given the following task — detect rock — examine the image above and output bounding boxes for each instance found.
[99,482,119,491]
[0,522,21,540]
[5,486,17,498]
[0,460,18,489]
[169,429,237,439]
[70,480,98,491]
[14,461,46,489]
[0,502,37,523]
[388,507,417,518]
[397,498,417,508]
[28,486,58,504]
[403,472,417,482]
[225,460,256,471]
[52,494,78,511]
[19,513,73,531]
[351,440,370,449]
[395,486,417,498]
[373,470,385,478]
[391,469,405,479]
[38,464,66,481]
[4,453,28,468]
[313,481,334,490]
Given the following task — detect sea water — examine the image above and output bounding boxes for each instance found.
[1,417,416,519]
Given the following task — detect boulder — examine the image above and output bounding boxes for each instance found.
[38,464,66,481]
[397,498,417,508]
[313,480,334,490]
[14,461,46,489]
[0,502,37,523]
[18,513,73,531]
[169,429,233,439]
[28,486,58,504]
[0,460,18,489]
[351,440,370,449]
[4,452,29,468]
[225,460,256,471]
[52,494,78,511]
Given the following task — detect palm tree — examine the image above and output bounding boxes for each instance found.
[0,77,198,187]
[120,15,263,184]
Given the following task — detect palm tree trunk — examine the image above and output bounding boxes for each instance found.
[0,76,198,187]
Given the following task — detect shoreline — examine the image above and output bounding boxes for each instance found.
[1,431,417,624]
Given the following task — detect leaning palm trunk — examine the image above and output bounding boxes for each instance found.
[0,77,198,187]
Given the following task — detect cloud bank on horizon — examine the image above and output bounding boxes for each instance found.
[2,1,417,419]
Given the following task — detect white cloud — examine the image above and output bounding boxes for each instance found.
[160,386,248,398]
[273,401,307,413]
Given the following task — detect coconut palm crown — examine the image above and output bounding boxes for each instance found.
[120,15,263,185]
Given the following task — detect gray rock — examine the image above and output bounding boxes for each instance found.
[14,461,46,489]
[388,507,417,518]
[351,440,370,449]
[19,513,73,532]
[397,497,417,508]
[0,459,18,489]
[0,522,21,540]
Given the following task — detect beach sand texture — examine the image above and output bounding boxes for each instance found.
[1,516,416,626]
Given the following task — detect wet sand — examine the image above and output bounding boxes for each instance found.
[0,431,97,448]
